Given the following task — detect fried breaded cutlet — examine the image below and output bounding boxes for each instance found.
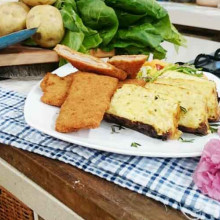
[117,79,146,89]
[54,44,127,80]
[108,55,147,79]
[55,72,118,133]
[40,72,74,107]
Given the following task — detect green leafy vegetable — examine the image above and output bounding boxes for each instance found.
[115,23,163,49]
[131,142,141,148]
[54,0,185,64]
[114,9,146,28]
[153,15,186,47]
[77,0,118,46]
[55,0,102,52]
[105,0,167,19]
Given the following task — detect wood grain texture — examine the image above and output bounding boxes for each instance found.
[0,144,187,220]
[0,45,59,67]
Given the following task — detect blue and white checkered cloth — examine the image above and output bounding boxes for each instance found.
[0,86,220,220]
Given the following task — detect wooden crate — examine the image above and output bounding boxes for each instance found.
[0,186,34,220]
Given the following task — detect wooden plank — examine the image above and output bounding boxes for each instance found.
[0,45,59,67]
[0,144,187,220]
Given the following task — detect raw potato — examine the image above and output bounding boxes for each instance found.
[0,2,30,37]
[21,0,56,7]
[26,5,64,48]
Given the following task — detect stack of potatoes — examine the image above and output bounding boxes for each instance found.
[0,0,64,48]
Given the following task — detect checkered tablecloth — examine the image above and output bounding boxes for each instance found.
[0,86,219,220]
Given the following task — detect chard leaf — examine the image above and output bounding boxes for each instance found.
[105,0,167,19]
[77,0,118,46]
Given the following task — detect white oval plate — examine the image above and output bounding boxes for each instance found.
[24,63,220,157]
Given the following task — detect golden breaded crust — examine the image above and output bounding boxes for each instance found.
[55,72,118,133]
[40,73,49,92]
[54,44,127,80]
[118,79,146,89]
[108,55,147,79]
[40,72,74,107]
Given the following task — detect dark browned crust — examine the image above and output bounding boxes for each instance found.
[178,122,209,135]
[208,109,220,122]
[104,113,170,141]
[108,55,147,79]
[54,44,127,80]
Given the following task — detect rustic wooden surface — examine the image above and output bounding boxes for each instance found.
[0,144,186,220]
[0,45,59,67]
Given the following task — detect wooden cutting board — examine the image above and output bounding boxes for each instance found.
[0,44,115,67]
[0,44,59,67]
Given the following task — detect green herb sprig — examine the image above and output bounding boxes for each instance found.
[209,122,220,133]
[131,142,141,148]
[180,106,187,114]
[111,124,126,134]
[178,137,194,143]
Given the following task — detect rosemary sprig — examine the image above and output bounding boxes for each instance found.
[180,106,187,114]
[131,142,141,148]
[178,137,194,143]
[111,124,126,134]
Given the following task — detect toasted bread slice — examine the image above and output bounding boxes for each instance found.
[118,79,146,89]
[54,45,127,80]
[105,84,181,140]
[40,72,74,107]
[108,55,147,78]
[155,78,219,122]
[56,72,118,133]
[145,83,209,134]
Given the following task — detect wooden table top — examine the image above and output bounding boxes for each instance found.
[0,144,187,220]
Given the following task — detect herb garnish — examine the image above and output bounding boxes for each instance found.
[111,124,125,134]
[131,142,141,148]
[178,137,194,143]
[209,122,220,133]
[140,64,203,82]
[210,126,218,133]
[180,106,187,114]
